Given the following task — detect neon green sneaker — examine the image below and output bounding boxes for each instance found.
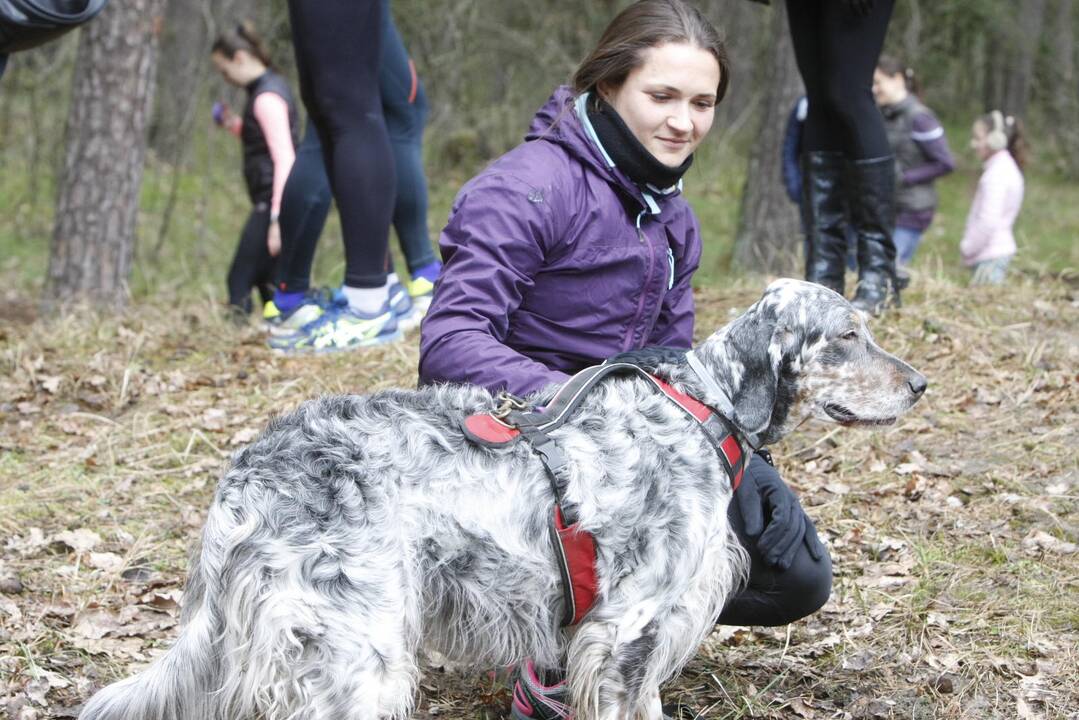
[268,302,401,354]
[263,299,324,336]
[407,276,436,318]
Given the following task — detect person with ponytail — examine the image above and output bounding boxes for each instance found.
[873,56,955,283]
[210,21,298,317]
[960,111,1026,285]
[419,3,830,717]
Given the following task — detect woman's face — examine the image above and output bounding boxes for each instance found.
[211,50,256,87]
[970,120,993,161]
[602,41,721,168]
[872,69,907,106]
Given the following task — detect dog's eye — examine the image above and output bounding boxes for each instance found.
[841,330,859,341]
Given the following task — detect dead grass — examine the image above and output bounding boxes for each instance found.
[0,271,1076,720]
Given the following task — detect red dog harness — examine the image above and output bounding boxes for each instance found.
[461,362,750,626]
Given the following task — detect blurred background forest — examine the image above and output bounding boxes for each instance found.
[1,0,1077,309]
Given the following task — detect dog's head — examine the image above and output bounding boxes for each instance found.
[691,278,927,446]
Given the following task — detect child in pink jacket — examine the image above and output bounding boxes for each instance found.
[959,111,1026,285]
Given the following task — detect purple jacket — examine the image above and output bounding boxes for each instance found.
[419,87,702,397]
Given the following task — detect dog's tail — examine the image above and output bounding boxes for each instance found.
[79,511,226,720]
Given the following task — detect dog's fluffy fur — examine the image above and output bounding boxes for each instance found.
[79,279,926,720]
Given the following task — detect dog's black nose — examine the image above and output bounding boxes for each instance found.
[908,373,928,396]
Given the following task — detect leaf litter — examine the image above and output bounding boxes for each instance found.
[0,274,1076,719]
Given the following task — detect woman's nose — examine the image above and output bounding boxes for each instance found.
[668,107,692,133]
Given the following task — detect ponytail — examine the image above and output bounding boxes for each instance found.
[1005,115,1028,172]
[212,20,274,69]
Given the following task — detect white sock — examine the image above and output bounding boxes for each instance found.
[342,283,389,315]
[387,272,400,287]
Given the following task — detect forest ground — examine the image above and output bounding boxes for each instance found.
[0,270,1075,720]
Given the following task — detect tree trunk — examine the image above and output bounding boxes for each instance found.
[1002,0,1047,117]
[1049,0,1078,177]
[45,0,166,310]
[732,1,802,275]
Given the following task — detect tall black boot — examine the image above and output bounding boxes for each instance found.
[847,156,900,315]
[801,151,849,295]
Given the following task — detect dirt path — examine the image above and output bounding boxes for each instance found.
[1,275,1075,719]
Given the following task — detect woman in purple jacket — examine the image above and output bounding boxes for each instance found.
[419,2,830,717]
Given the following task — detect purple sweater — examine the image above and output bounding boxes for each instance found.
[418,87,702,397]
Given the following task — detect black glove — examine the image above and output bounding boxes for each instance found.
[735,457,825,571]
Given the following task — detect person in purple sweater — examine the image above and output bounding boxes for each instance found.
[873,56,955,283]
[420,2,830,717]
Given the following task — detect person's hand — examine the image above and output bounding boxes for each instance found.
[212,102,240,133]
[212,101,229,127]
[735,459,825,571]
[267,220,281,257]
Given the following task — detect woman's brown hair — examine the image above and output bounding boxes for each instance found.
[877,54,921,97]
[572,0,729,105]
[212,19,273,69]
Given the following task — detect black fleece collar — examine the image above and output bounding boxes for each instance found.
[585,96,692,191]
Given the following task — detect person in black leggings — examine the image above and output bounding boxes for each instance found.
[269,0,440,342]
[284,0,400,351]
[786,0,899,315]
[210,23,299,317]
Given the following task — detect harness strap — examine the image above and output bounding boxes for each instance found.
[549,505,598,626]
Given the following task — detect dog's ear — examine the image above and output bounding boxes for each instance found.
[717,288,807,440]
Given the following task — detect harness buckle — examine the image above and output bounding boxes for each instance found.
[492,391,529,419]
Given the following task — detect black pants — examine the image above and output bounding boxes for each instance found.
[227,202,276,314]
[274,121,332,294]
[277,1,435,292]
[287,0,394,289]
[785,0,895,159]
[381,4,436,274]
[717,454,833,627]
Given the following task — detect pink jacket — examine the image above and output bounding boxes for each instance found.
[959,150,1024,266]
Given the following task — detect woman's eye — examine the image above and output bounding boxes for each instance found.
[694,100,714,110]
[650,94,670,102]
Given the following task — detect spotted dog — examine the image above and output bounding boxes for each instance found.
[79,279,926,720]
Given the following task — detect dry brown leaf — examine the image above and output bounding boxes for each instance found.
[39,375,63,394]
[88,552,125,574]
[73,610,122,640]
[229,426,259,446]
[52,528,102,555]
[1022,530,1078,555]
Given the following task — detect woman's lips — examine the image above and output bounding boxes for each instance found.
[657,137,689,151]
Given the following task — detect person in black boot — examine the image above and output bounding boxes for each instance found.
[847,156,898,313]
[786,0,899,315]
[801,151,848,295]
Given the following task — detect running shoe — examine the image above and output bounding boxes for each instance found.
[511,661,572,720]
[263,287,348,337]
[390,281,424,333]
[510,660,692,720]
[408,275,437,318]
[268,302,401,354]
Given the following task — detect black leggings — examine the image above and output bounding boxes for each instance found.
[275,121,331,294]
[717,454,833,626]
[380,0,437,273]
[785,0,894,159]
[227,202,276,313]
[287,0,394,289]
[276,2,435,292]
